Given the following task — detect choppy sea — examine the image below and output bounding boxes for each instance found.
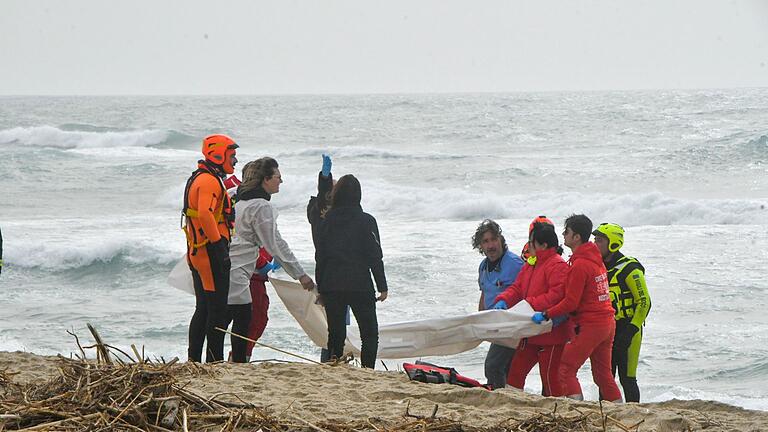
[1,90,767,409]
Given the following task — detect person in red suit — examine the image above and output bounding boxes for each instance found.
[493,222,573,396]
[531,214,622,402]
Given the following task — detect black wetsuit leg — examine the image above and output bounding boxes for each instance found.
[188,267,207,363]
[188,256,230,363]
[203,258,230,363]
[227,303,252,363]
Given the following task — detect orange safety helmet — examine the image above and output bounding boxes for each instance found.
[528,215,554,235]
[521,215,555,259]
[202,134,239,174]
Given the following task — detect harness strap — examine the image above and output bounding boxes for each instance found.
[184,208,225,222]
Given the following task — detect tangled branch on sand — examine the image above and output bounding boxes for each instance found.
[0,362,644,431]
[0,325,646,431]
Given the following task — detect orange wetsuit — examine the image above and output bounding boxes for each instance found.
[184,162,233,292]
[184,161,234,363]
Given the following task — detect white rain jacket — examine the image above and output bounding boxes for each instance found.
[228,197,306,305]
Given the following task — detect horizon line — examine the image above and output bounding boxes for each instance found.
[1,85,767,98]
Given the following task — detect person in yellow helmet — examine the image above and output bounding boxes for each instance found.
[183,134,238,363]
[592,223,651,403]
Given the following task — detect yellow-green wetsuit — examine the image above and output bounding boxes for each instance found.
[607,252,650,402]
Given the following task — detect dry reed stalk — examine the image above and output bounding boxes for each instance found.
[215,327,325,365]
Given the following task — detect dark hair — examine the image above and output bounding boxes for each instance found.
[564,214,593,244]
[471,219,508,255]
[530,222,564,255]
[331,174,362,208]
[241,157,279,190]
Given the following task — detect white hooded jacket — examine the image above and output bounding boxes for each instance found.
[228,197,306,305]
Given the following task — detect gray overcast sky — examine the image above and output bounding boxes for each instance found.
[1,0,767,95]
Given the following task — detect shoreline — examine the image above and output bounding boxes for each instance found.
[1,350,766,431]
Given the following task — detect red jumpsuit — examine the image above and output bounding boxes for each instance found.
[245,248,272,357]
[545,242,622,401]
[495,247,573,396]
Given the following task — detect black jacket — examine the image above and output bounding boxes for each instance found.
[315,205,387,294]
[307,172,334,249]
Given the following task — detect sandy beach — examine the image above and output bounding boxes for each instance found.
[1,351,766,431]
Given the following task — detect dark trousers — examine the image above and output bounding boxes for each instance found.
[226,303,252,363]
[484,343,516,390]
[320,305,351,362]
[324,290,379,368]
[188,262,230,363]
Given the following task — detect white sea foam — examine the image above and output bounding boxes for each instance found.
[357,182,768,226]
[5,227,183,270]
[155,176,768,226]
[0,126,170,149]
[644,384,768,411]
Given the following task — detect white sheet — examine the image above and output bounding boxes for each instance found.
[269,278,551,359]
[168,260,552,359]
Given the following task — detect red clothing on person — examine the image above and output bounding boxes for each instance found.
[545,242,614,325]
[495,248,574,346]
[246,248,272,357]
[494,247,574,394]
[544,242,621,400]
[223,175,242,190]
[508,341,564,396]
[558,321,618,399]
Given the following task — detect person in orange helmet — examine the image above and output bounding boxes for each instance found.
[520,215,554,261]
[183,134,239,363]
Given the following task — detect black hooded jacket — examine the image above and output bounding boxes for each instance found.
[307,172,333,248]
[315,204,387,294]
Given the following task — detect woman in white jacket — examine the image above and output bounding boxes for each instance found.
[227,157,315,362]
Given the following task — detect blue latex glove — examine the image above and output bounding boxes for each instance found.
[551,315,568,327]
[491,300,508,310]
[257,260,282,276]
[531,312,547,324]
[321,154,332,178]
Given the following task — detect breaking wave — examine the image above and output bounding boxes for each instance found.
[0,125,193,149]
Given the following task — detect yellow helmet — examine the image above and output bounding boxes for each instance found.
[592,223,624,253]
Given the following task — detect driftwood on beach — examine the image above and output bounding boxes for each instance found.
[0,358,646,431]
[0,353,643,432]
[0,325,655,431]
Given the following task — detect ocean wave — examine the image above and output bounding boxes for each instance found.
[356,184,768,226]
[0,126,193,149]
[158,176,768,226]
[6,236,182,271]
[274,145,464,160]
[675,132,768,164]
[646,384,768,412]
[747,134,768,153]
[704,358,768,382]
